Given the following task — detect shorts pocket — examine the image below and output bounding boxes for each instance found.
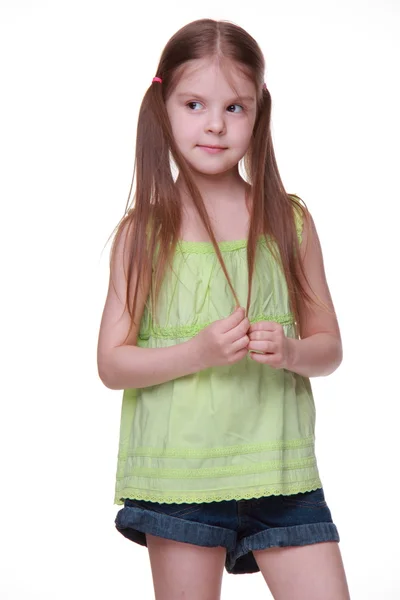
[124,498,202,519]
[168,505,203,518]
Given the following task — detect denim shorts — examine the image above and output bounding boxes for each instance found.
[114,487,339,575]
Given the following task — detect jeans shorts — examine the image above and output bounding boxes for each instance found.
[115,487,340,575]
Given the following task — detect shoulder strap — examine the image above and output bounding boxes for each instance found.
[289,194,305,244]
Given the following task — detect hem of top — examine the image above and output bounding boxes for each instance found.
[114,478,323,505]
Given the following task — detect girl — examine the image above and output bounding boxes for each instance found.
[97,18,350,600]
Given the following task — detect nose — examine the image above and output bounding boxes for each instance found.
[205,109,226,135]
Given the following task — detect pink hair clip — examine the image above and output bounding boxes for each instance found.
[152,77,162,84]
[263,83,267,90]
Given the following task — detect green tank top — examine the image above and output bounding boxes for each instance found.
[114,204,322,504]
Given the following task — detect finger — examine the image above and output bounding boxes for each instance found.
[249,330,272,341]
[248,341,277,353]
[249,351,277,366]
[248,321,278,333]
[232,334,249,353]
[221,307,246,333]
[230,317,250,341]
[232,346,250,363]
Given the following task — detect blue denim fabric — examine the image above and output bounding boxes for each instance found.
[115,487,340,575]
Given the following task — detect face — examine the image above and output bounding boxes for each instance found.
[165,58,258,177]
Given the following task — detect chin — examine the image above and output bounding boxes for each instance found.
[186,160,238,177]
[193,167,232,177]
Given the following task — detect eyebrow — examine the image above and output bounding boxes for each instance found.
[176,92,256,104]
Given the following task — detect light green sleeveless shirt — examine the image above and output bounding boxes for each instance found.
[114,203,322,505]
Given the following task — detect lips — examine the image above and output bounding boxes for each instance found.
[197,145,227,149]
[197,144,228,155]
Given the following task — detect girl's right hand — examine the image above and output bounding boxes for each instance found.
[191,307,250,370]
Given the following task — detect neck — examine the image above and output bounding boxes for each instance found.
[175,166,250,209]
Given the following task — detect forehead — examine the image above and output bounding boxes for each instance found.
[171,57,256,98]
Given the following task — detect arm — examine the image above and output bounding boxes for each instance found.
[286,210,343,378]
[286,333,342,378]
[100,342,204,390]
[97,221,204,391]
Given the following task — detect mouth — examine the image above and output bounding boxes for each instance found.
[197,144,227,150]
[197,144,228,154]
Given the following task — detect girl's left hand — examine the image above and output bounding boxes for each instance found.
[247,321,294,369]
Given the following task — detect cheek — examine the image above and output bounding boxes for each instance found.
[229,120,254,148]
[170,115,196,146]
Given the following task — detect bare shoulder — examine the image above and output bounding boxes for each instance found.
[97,215,150,378]
[293,200,341,341]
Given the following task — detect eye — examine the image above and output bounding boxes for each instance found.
[187,101,203,110]
[227,104,243,113]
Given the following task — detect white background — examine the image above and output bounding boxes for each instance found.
[1,0,399,598]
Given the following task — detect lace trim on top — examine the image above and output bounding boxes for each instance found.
[117,456,316,480]
[140,312,295,340]
[117,479,323,504]
[123,435,314,459]
[176,234,268,254]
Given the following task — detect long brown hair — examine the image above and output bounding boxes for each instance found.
[106,18,329,343]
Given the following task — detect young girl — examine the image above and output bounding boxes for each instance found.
[97,18,350,600]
